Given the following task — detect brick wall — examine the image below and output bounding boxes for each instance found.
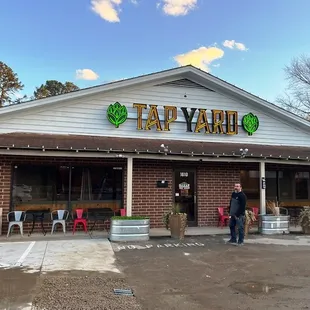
[197,162,241,226]
[0,161,12,233]
[130,160,255,228]
[132,159,173,227]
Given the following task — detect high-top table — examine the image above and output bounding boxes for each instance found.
[26,209,50,236]
[87,208,115,236]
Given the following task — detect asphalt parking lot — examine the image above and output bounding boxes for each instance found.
[112,235,310,310]
[2,235,310,309]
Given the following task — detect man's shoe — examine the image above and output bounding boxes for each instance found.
[227,239,237,244]
[237,242,244,246]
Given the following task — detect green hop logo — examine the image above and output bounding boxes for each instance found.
[107,102,128,128]
[242,113,259,136]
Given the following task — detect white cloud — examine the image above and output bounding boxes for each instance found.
[91,0,122,23]
[223,40,248,51]
[76,69,100,80]
[174,46,224,72]
[235,42,247,51]
[158,0,198,16]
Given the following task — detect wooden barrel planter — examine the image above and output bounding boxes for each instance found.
[109,216,150,242]
[260,215,290,235]
[169,214,186,239]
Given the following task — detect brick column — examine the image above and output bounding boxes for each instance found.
[132,159,173,228]
[0,160,12,234]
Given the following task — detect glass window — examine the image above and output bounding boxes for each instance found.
[12,164,70,211]
[295,172,309,199]
[266,171,277,201]
[70,166,123,212]
[279,170,293,200]
[240,170,259,199]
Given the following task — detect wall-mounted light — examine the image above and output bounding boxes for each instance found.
[240,148,248,158]
[160,144,169,154]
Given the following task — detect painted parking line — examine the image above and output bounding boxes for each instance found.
[115,242,206,251]
[14,241,36,267]
[0,242,33,268]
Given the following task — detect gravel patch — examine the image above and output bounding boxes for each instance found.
[32,273,142,310]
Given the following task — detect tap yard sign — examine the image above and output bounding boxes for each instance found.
[107,102,259,136]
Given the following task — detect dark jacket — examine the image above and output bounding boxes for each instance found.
[229,191,247,217]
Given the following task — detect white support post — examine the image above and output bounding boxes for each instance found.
[259,161,266,215]
[126,157,133,216]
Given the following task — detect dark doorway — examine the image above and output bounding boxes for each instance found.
[174,168,197,227]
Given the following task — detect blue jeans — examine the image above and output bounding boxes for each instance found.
[229,215,245,243]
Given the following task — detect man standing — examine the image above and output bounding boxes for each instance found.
[227,183,247,245]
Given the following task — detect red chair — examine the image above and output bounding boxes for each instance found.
[72,209,88,234]
[217,207,229,228]
[252,207,259,217]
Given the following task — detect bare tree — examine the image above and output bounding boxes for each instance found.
[277,54,310,119]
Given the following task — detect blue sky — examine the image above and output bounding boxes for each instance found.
[1,0,310,102]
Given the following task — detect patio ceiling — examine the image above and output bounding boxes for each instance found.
[1,132,310,161]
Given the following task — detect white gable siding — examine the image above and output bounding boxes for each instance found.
[0,80,309,147]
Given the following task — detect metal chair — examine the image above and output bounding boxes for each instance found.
[217,207,229,228]
[51,210,69,234]
[7,211,26,237]
[72,209,88,234]
[279,207,289,215]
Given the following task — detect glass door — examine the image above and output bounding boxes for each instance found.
[174,168,197,226]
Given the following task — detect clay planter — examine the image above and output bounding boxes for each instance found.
[169,214,187,239]
[302,226,310,235]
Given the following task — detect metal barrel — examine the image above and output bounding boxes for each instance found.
[260,215,290,235]
[109,219,150,242]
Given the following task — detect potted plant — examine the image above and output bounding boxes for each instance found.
[244,209,256,236]
[234,209,256,238]
[163,203,187,240]
[298,207,310,234]
[109,215,150,242]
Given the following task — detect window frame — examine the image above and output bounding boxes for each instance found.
[10,162,125,211]
[240,168,310,202]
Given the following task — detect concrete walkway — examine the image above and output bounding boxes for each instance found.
[150,225,302,237]
[0,238,120,274]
